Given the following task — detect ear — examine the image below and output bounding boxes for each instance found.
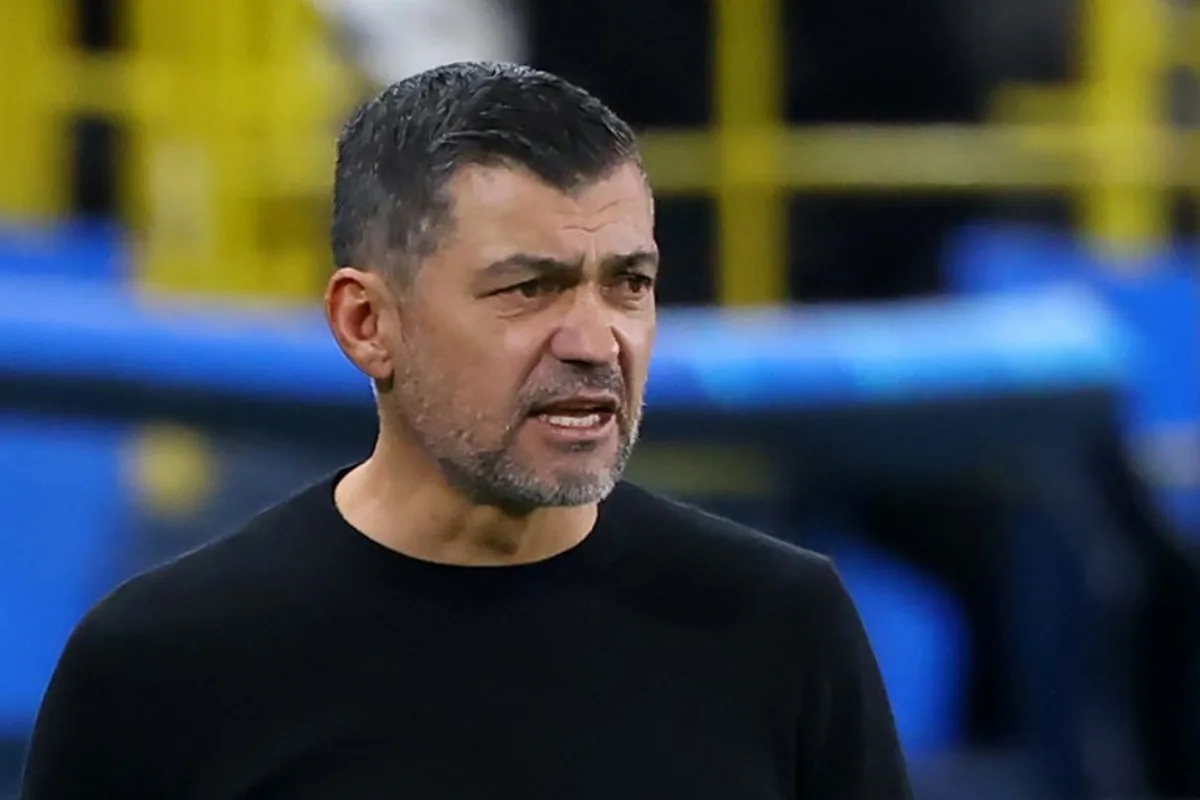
[324,267,397,383]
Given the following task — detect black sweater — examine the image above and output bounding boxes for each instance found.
[21,472,911,799]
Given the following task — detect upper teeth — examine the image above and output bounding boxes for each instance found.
[544,413,602,428]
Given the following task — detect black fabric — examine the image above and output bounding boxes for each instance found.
[21,470,910,799]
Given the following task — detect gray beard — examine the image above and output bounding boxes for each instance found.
[432,422,639,514]
[388,374,641,515]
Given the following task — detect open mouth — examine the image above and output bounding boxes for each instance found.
[528,395,619,432]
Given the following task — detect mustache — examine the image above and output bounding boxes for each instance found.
[518,367,627,414]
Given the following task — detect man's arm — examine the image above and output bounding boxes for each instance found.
[795,560,914,800]
[19,606,156,799]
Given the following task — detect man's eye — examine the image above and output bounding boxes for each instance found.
[505,278,553,298]
[621,274,655,294]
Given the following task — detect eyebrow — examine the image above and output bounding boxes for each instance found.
[479,249,659,283]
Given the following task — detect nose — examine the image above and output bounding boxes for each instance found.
[548,291,620,366]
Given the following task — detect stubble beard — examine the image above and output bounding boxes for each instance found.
[388,362,641,515]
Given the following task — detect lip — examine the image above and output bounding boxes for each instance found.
[527,409,617,444]
[529,391,620,415]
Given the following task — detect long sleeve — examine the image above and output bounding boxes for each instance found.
[796,562,914,799]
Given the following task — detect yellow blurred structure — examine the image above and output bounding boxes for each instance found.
[0,0,1186,303]
[0,0,359,300]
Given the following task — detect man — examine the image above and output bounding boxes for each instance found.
[21,62,911,799]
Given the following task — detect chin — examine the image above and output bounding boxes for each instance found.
[475,474,615,514]
[539,479,619,507]
[519,464,622,507]
[481,436,631,509]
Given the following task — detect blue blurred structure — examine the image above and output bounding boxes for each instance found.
[0,416,130,738]
[0,275,1127,410]
[948,225,1200,535]
[0,221,128,283]
[812,532,972,759]
[5,222,1194,799]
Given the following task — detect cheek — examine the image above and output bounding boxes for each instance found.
[431,326,528,414]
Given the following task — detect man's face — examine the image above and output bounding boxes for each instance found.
[383,161,657,511]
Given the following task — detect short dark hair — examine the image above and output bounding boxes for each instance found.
[331,62,642,279]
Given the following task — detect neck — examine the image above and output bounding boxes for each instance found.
[334,435,598,567]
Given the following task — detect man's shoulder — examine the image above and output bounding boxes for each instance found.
[609,481,838,590]
[72,475,333,647]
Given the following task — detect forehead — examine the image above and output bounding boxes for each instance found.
[440,162,655,260]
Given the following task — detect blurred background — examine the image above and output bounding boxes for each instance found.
[0,0,1198,797]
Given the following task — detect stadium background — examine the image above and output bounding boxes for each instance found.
[1,0,1198,797]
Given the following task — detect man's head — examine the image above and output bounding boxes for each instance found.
[326,62,657,514]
